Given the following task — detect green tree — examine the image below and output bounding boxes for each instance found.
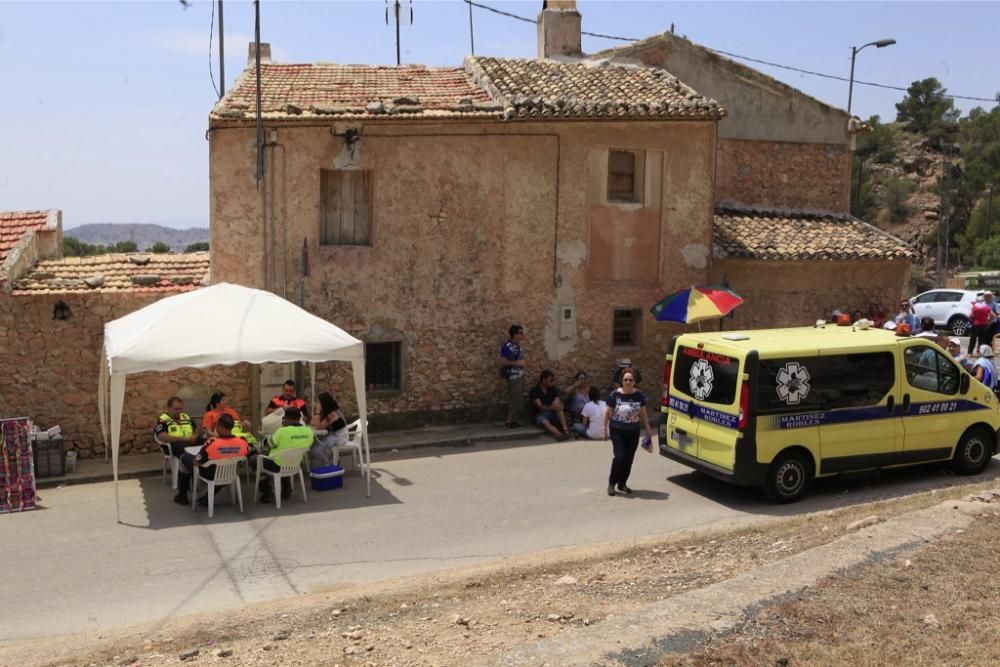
[974,236,1000,270]
[148,241,172,254]
[112,240,138,253]
[884,177,915,222]
[855,115,896,164]
[895,78,959,141]
[184,241,210,252]
[63,236,95,257]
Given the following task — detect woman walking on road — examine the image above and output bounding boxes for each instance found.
[603,370,654,496]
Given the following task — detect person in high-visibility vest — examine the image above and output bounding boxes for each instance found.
[175,413,252,506]
[203,392,257,446]
[154,396,198,459]
[259,407,313,504]
[265,379,310,422]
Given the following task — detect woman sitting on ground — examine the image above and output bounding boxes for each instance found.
[572,386,608,440]
[309,391,349,467]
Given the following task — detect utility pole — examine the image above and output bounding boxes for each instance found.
[467,0,475,55]
[386,0,412,65]
[217,0,225,100]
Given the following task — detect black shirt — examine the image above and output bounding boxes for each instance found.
[529,384,560,415]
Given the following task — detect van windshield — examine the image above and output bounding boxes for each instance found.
[672,345,740,405]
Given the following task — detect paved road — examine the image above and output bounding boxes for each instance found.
[4,438,1000,640]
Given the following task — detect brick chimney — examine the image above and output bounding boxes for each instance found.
[537,0,582,60]
[247,41,272,66]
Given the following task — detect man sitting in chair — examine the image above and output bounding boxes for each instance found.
[259,407,313,504]
[266,379,310,422]
[154,396,199,460]
[175,413,252,506]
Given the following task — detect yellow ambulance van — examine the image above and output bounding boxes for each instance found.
[659,324,1000,502]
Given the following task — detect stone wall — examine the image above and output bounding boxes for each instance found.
[711,258,912,329]
[209,119,717,421]
[716,139,852,213]
[0,292,251,458]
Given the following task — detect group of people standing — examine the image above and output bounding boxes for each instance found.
[154,379,351,507]
[499,325,654,497]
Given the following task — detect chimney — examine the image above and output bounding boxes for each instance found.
[247,41,272,66]
[537,0,582,60]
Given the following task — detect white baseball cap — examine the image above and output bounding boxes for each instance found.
[980,344,994,358]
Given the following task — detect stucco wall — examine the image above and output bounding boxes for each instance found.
[716,139,852,212]
[605,34,850,145]
[710,259,912,329]
[209,119,717,421]
[0,292,250,458]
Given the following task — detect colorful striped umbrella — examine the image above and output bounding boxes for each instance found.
[650,286,744,324]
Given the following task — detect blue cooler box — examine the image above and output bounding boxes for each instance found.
[310,465,345,491]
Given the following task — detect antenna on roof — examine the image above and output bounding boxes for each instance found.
[385,0,412,65]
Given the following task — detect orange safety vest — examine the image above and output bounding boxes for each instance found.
[270,395,307,411]
[201,435,250,460]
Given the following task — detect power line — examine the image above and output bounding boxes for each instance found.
[465,0,998,105]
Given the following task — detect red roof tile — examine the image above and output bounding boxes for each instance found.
[12,252,211,295]
[211,57,723,122]
[1,210,51,265]
[213,64,498,120]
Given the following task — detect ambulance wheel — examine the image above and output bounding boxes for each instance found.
[951,428,993,475]
[763,451,812,503]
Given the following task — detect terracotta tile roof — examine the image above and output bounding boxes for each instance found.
[12,252,210,295]
[466,57,725,120]
[211,57,723,122]
[1,210,51,265]
[713,208,916,261]
[212,64,499,121]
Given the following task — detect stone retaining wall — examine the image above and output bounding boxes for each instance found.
[0,292,250,458]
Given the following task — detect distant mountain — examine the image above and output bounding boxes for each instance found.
[64,223,209,253]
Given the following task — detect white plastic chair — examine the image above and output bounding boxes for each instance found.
[155,434,180,489]
[337,419,369,474]
[191,457,245,518]
[254,446,309,509]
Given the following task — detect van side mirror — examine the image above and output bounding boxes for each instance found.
[960,373,970,394]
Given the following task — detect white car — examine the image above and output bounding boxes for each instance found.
[909,289,984,335]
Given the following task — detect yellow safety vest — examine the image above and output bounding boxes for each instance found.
[232,420,257,446]
[159,412,194,438]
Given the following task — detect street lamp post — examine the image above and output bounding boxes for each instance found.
[847,38,896,115]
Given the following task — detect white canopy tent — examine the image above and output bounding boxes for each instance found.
[98,282,369,522]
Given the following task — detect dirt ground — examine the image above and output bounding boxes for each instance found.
[8,480,1000,667]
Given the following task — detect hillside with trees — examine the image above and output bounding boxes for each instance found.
[853,78,1000,288]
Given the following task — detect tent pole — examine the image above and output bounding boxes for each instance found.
[98,346,109,463]
[110,374,125,523]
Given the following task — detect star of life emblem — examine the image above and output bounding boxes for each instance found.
[776,362,811,405]
[689,359,714,400]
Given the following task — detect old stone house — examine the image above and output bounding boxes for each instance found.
[587,23,915,325]
[0,2,916,456]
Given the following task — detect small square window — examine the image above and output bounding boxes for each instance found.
[365,341,402,392]
[613,309,641,347]
[608,150,644,204]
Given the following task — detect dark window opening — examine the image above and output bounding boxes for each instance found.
[613,308,641,347]
[758,352,896,414]
[365,342,402,392]
[607,150,643,203]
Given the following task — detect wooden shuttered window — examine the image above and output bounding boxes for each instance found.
[320,169,373,246]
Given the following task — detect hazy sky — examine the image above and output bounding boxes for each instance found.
[2,1,998,229]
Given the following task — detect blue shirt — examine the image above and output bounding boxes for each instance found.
[894,313,917,331]
[500,341,523,380]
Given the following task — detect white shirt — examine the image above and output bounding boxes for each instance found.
[581,400,608,440]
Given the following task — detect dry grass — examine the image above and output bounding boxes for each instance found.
[664,513,1000,667]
